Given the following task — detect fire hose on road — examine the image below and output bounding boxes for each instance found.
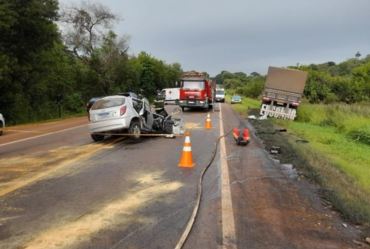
[174,128,233,249]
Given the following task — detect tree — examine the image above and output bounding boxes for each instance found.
[0,0,62,123]
[60,1,121,60]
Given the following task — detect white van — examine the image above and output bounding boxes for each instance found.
[215,88,225,102]
[162,88,180,104]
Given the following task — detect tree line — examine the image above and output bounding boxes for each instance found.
[0,1,182,124]
[217,54,370,104]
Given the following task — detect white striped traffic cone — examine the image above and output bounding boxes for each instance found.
[205,113,212,129]
[178,132,195,168]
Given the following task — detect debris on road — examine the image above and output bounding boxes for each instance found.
[270,146,281,154]
[232,128,250,146]
[365,237,370,245]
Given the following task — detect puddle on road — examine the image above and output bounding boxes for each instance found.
[23,172,183,249]
[0,139,124,197]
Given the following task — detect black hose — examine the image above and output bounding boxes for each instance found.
[174,128,233,249]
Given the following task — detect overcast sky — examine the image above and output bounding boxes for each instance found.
[60,0,370,76]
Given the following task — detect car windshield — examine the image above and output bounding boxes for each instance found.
[232,96,241,100]
[91,97,125,110]
[182,81,204,90]
[216,90,225,95]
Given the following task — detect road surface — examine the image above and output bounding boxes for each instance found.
[0,105,364,249]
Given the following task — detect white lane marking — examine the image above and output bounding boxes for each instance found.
[0,124,87,148]
[5,129,43,134]
[219,105,237,249]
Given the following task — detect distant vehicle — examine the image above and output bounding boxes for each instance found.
[88,95,174,142]
[161,88,180,104]
[231,95,242,104]
[178,71,216,111]
[0,113,5,136]
[215,88,225,102]
[260,66,308,120]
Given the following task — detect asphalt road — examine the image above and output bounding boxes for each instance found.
[0,105,364,249]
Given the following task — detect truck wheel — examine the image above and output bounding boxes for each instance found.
[129,120,141,140]
[181,106,185,112]
[0,122,3,136]
[91,133,104,142]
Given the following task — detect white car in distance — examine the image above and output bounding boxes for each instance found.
[0,113,5,136]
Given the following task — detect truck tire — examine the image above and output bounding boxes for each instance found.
[181,106,185,112]
[0,121,3,136]
[129,120,141,140]
[91,133,104,142]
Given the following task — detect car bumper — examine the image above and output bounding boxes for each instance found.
[178,100,208,108]
[89,119,129,133]
[215,97,225,102]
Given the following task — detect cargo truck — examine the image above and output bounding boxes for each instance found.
[178,71,215,111]
[260,67,308,120]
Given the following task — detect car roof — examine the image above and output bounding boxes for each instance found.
[117,92,139,98]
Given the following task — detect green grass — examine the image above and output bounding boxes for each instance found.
[225,95,260,115]
[275,102,370,224]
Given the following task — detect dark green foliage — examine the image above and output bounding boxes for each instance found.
[0,1,182,125]
[215,70,265,98]
[299,55,370,103]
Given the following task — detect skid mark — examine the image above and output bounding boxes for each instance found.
[23,173,183,249]
[0,139,124,197]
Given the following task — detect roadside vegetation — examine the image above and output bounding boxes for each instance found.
[277,103,370,224]
[0,1,182,124]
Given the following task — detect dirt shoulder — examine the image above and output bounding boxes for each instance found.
[0,116,88,145]
[246,108,370,245]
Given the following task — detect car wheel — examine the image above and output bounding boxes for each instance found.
[129,120,141,140]
[0,122,3,136]
[91,133,104,142]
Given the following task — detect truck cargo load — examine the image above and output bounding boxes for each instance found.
[260,67,308,120]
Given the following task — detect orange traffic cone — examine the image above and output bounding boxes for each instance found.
[178,132,195,168]
[205,113,212,129]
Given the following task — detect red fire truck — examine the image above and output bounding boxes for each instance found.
[178,71,215,111]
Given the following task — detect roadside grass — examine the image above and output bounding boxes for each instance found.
[225,95,260,114]
[230,98,370,225]
[6,111,87,128]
